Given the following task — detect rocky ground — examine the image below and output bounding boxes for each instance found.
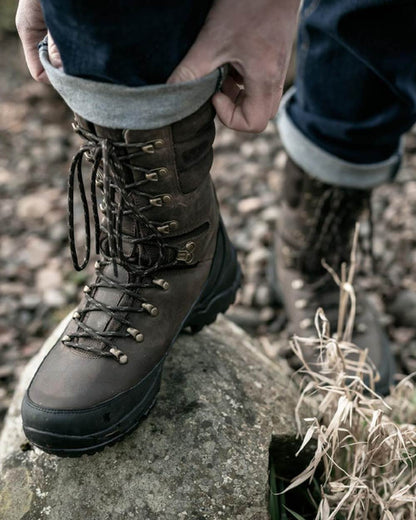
[1,33,416,429]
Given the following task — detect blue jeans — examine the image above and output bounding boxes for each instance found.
[288,0,416,164]
[40,0,416,184]
[40,0,212,86]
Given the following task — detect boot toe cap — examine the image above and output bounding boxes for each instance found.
[21,359,163,455]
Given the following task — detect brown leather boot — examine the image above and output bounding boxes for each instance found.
[22,102,241,456]
[273,157,394,395]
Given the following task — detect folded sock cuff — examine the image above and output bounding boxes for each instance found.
[39,38,223,129]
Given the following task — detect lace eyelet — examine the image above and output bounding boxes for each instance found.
[110,347,128,364]
[153,279,169,290]
[142,302,159,316]
[141,139,164,154]
[142,143,155,154]
[146,171,159,181]
[149,197,163,207]
[150,195,173,207]
[157,220,178,235]
[127,327,144,342]
[177,242,196,264]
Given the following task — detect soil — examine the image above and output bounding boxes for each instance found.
[1,33,415,429]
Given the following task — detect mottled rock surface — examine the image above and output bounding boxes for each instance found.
[0,315,307,520]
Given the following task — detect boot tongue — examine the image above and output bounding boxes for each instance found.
[92,123,177,268]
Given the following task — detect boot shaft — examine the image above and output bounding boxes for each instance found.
[71,101,219,270]
[279,157,371,273]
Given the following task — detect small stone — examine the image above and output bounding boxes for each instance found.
[232,230,253,253]
[21,293,42,309]
[389,290,416,328]
[253,138,270,156]
[240,282,257,307]
[36,262,63,292]
[0,364,14,379]
[273,150,287,170]
[251,221,269,242]
[237,197,263,214]
[43,289,66,308]
[214,127,235,148]
[259,306,275,323]
[226,305,261,329]
[261,206,280,224]
[47,221,67,242]
[240,141,255,158]
[254,285,272,307]
[46,141,67,163]
[19,236,54,269]
[246,247,270,268]
[401,341,416,373]
[17,189,59,221]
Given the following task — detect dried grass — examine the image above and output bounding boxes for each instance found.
[283,224,416,520]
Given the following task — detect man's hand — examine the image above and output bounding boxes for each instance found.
[168,0,299,133]
[16,0,62,83]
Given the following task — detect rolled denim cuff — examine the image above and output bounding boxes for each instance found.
[39,39,223,129]
[276,87,401,189]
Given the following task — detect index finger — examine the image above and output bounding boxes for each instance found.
[213,72,278,133]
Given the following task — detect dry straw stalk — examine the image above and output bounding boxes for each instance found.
[283,224,416,520]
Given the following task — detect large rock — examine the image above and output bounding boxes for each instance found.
[0,314,308,520]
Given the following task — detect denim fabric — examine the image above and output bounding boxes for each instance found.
[41,0,416,175]
[39,0,213,86]
[287,0,416,164]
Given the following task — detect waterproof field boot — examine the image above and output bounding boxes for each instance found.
[273,157,394,395]
[22,102,241,456]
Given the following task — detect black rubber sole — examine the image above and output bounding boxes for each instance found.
[23,222,241,457]
[183,266,241,333]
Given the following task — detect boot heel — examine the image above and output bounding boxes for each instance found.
[183,220,242,333]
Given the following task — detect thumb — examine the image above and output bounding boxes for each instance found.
[47,31,63,70]
[167,28,223,84]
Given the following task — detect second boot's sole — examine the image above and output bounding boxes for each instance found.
[22,222,241,457]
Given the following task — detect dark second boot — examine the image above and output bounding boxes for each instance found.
[273,157,394,395]
[22,102,241,456]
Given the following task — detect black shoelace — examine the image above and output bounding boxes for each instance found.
[63,122,177,363]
